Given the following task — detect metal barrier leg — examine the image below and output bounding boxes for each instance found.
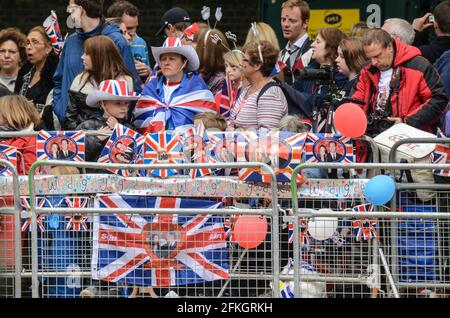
[379,247,400,298]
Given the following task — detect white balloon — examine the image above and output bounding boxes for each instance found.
[307,213,338,241]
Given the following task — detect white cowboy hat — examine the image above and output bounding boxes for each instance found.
[86,79,140,107]
[151,37,200,72]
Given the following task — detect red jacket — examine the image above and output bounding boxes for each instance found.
[0,136,37,175]
[352,39,448,132]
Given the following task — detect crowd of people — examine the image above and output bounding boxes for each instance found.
[0,0,449,175]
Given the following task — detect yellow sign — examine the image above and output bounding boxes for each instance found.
[308,9,360,39]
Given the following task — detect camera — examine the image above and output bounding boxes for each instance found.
[294,64,336,82]
[366,108,394,136]
[428,15,435,23]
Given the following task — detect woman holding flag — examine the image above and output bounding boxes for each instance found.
[133,37,217,134]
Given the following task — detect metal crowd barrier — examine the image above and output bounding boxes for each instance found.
[0,160,21,298]
[290,162,450,298]
[26,160,280,299]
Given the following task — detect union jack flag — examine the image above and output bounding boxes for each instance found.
[37,131,85,162]
[183,23,200,41]
[64,197,90,231]
[431,129,450,176]
[217,73,238,118]
[287,210,310,246]
[237,130,306,183]
[20,197,51,232]
[0,145,17,176]
[98,124,146,177]
[303,133,355,164]
[43,11,64,54]
[134,73,217,134]
[352,204,378,242]
[92,195,228,287]
[269,60,287,77]
[144,131,184,178]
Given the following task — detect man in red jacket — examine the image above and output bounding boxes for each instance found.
[352,28,448,136]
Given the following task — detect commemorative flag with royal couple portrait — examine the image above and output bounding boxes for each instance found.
[0,144,17,176]
[98,124,146,177]
[37,131,85,162]
[236,130,307,183]
[303,133,355,164]
[92,195,228,287]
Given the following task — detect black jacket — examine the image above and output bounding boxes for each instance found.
[413,33,450,64]
[64,88,102,131]
[76,117,135,163]
[14,52,59,130]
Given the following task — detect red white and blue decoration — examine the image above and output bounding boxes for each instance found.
[304,133,355,164]
[134,75,217,134]
[0,145,17,176]
[288,215,311,247]
[270,60,287,77]
[352,204,378,242]
[43,11,64,54]
[92,195,228,287]
[98,124,146,177]
[64,197,90,232]
[182,121,214,178]
[431,129,450,176]
[144,131,184,178]
[20,197,51,232]
[37,131,85,162]
[237,130,306,183]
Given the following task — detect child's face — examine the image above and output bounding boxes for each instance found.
[225,62,242,82]
[102,100,129,119]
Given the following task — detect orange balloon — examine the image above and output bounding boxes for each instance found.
[232,215,268,249]
[334,103,367,138]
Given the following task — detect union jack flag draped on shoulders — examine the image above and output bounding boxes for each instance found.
[92,195,228,287]
[134,73,217,134]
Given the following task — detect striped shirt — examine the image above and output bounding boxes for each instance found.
[229,81,287,129]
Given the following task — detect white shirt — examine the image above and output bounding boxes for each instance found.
[377,68,393,110]
[163,82,181,104]
[285,33,309,53]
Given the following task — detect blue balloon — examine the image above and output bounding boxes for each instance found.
[364,175,396,205]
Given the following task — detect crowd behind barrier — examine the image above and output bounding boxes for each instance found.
[1,0,450,299]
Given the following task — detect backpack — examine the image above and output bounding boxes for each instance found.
[256,80,313,122]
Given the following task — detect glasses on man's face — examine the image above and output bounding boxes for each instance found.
[66,4,81,13]
[0,49,19,56]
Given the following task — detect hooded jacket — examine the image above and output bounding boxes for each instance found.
[52,20,138,124]
[352,39,448,132]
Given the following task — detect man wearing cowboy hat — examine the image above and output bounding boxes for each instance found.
[134,37,217,134]
[77,79,140,162]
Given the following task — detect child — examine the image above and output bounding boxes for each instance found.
[78,79,140,163]
[217,50,245,117]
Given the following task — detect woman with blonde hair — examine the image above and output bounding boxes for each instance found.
[244,22,280,51]
[0,95,40,174]
[63,35,135,130]
[196,28,230,95]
